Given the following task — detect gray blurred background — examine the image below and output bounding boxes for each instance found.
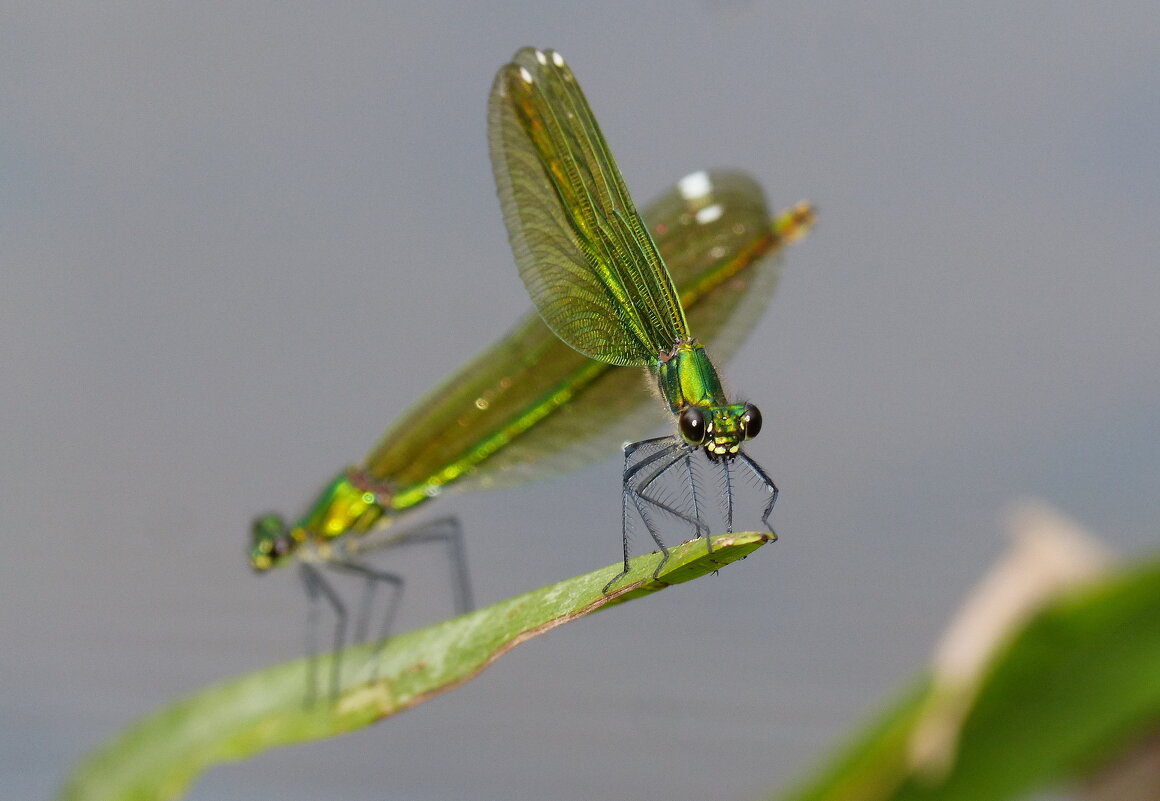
[4,3,1158,800]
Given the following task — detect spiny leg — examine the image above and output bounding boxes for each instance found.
[299,562,347,704]
[605,437,681,593]
[632,447,710,554]
[682,450,708,551]
[605,439,708,592]
[625,440,708,541]
[325,562,404,647]
[438,517,474,615]
[737,452,779,538]
[606,438,683,592]
[296,515,476,701]
[722,458,734,534]
[350,516,474,615]
[338,516,475,682]
[326,560,404,685]
[693,456,735,577]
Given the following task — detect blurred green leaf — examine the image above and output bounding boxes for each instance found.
[59,532,771,801]
[776,554,1160,801]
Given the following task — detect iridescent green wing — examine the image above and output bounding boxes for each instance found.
[489,47,688,367]
[365,171,807,502]
[450,171,796,490]
[653,170,783,362]
[363,303,596,509]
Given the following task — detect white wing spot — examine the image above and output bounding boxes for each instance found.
[695,203,724,224]
[678,170,711,200]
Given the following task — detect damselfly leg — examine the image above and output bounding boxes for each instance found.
[736,452,779,537]
[606,437,709,593]
[298,516,472,704]
[606,436,779,593]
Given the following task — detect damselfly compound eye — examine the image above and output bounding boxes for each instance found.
[678,405,709,446]
[741,403,762,440]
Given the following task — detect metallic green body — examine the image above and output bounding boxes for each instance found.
[250,170,811,571]
[250,46,815,572]
[654,341,728,414]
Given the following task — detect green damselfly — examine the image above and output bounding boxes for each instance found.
[251,56,813,674]
[489,47,809,591]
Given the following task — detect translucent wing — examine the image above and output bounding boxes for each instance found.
[489,47,688,367]
[652,171,782,363]
[453,172,791,489]
[364,170,808,502]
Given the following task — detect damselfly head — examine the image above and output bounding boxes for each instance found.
[682,402,763,461]
[249,514,296,572]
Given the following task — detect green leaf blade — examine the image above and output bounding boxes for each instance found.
[60,532,773,801]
